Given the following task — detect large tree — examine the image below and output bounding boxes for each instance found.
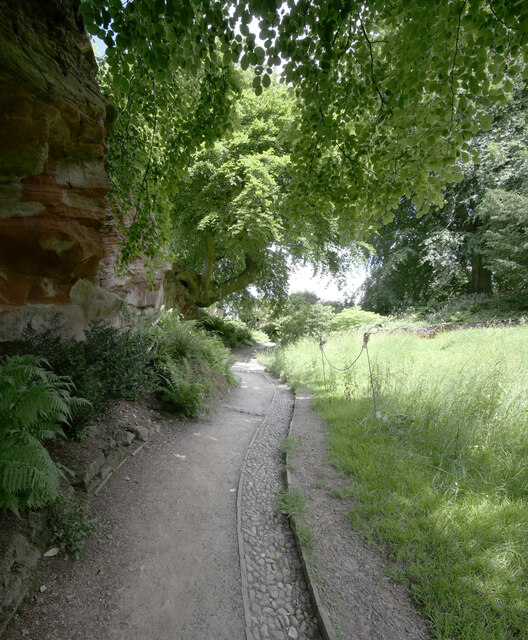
[167,76,346,307]
[82,0,528,307]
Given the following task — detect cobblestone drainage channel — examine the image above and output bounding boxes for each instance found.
[235,367,321,640]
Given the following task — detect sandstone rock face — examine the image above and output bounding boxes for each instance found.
[98,210,171,312]
[0,0,120,339]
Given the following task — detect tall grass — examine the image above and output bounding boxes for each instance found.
[259,326,528,639]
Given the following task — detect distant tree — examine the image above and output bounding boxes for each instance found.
[474,189,528,293]
[361,85,528,313]
[276,295,335,345]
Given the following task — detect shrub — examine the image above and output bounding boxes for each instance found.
[196,313,254,347]
[0,356,88,515]
[330,306,383,332]
[22,321,153,437]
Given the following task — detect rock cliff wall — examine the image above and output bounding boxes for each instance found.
[0,1,178,340]
[0,0,126,339]
[98,210,170,313]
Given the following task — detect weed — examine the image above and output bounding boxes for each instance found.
[296,523,314,549]
[279,435,299,460]
[276,487,314,550]
[49,492,100,560]
[276,487,308,520]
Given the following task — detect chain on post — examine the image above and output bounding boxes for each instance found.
[318,325,381,411]
[319,336,327,394]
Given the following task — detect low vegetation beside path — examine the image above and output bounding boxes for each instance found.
[259,325,528,640]
[0,310,255,516]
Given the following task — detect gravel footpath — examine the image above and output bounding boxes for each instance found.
[233,361,320,640]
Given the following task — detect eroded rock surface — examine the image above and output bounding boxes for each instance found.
[0,0,118,338]
[98,210,171,312]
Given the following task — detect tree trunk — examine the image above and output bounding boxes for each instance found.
[470,253,492,294]
[164,254,258,311]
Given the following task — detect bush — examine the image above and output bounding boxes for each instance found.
[0,356,88,515]
[330,306,383,332]
[156,356,210,417]
[22,321,153,437]
[196,313,254,347]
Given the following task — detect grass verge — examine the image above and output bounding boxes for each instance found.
[276,487,314,549]
[260,325,528,639]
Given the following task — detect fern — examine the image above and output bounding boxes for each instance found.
[157,356,210,418]
[0,355,89,515]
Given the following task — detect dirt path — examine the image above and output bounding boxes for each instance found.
[4,349,272,640]
[3,348,429,640]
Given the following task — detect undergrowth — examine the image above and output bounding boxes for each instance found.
[0,311,239,516]
[196,312,255,347]
[49,491,100,560]
[21,321,152,438]
[260,326,528,639]
[0,356,87,514]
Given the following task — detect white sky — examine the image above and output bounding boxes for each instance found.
[288,264,366,302]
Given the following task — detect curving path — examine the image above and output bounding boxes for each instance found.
[3,348,319,640]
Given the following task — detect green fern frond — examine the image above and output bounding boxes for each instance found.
[0,356,84,514]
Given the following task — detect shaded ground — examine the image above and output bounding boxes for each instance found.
[4,351,267,640]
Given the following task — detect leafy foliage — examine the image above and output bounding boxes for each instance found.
[22,322,153,438]
[0,356,87,515]
[150,310,237,415]
[264,292,335,345]
[361,86,528,314]
[474,189,528,292]
[50,492,100,560]
[167,75,350,306]
[156,356,210,418]
[151,310,234,374]
[98,54,240,269]
[82,0,528,264]
[330,307,383,332]
[196,313,254,348]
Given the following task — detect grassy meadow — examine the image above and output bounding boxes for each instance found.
[259,325,528,639]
